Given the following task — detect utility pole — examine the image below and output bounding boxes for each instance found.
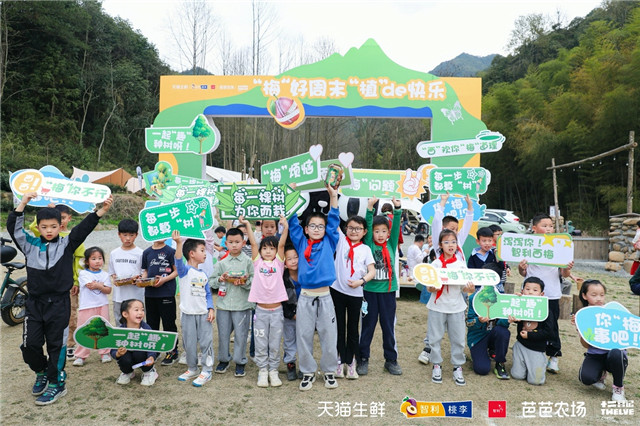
[552,158,560,232]
[628,131,635,214]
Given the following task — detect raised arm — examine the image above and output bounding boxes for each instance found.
[278,215,289,260]
[239,216,259,260]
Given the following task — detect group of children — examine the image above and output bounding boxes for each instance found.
[7,187,629,405]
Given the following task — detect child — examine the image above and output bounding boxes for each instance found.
[466,287,511,379]
[508,277,552,385]
[282,246,301,381]
[241,215,289,387]
[426,229,475,386]
[358,196,403,376]
[210,227,254,377]
[111,299,159,386]
[236,223,254,257]
[575,280,628,401]
[518,213,573,373]
[109,219,144,325]
[73,247,113,366]
[7,192,112,405]
[172,231,215,387]
[407,234,425,278]
[629,264,640,295]
[467,227,507,293]
[288,184,340,391]
[488,224,503,247]
[141,235,179,366]
[331,215,375,380]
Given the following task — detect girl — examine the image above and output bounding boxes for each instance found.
[73,247,112,366]
[111,299,159,386]
[426,229,474,386]
[330,216,375,380]
[240,215,289,388]
[576,280,628,401]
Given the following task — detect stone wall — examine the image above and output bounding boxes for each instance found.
[607,214,640,272]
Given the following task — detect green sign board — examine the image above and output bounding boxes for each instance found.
[417,130,505,158]
[216,182,304,220]
[143,161,218,204]
[145,114,220,155]
[472,286,548,321]
[496,233,573,267]
[261,145,322,186]
[139,196,214,241]
[428,167,490,198]
[75,316,178,352]
[295,155,354,192]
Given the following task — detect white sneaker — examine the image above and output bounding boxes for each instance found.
[178,369,199,382]
[432,364,442,383]
[592,372,607,391]
[141,368,158,386]
[192,372,212,387]
[257,368,269,387]
[453,366,466,386]
[547,356,559,374]
[116,371,135,385]
[72,358,84,367]
[178,352,187,365]
[612,385,626,401]
[269,370,282,387]
[335,363,344,378]
[346,360,359,380]
[101,354,112,363]
[324,372,338,389]
[418,349,431,365]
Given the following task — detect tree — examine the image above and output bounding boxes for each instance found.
[476,286,498,318]
[192,115,213,154]
[82,317,110,349]
[168,0,217,75]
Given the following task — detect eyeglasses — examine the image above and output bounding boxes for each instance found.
[347,226,364,233]
[441,240,457,245]
[307,224,325,231]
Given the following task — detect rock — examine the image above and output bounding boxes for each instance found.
[612,243,622,251]
[624,231,637,237]
[623,260,635,273]
[609,231,621,236]
[605,262,622,272]
[621,226,629,231]
[623,218,640,226]
[621,247,628,253]
[609,251,625,262]
[610,217,624,223]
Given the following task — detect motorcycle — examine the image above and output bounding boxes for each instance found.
[1,237,28,326]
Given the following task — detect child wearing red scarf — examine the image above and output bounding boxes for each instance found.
[357,196,403,376]
[330,215,375,380]
[426,229,475,386]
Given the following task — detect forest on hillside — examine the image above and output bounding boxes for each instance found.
[1,0,639,231]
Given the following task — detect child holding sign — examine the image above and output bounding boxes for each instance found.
[426,229,475,386]
[111,300,159,386]
[575,280,628,401]
[73,247,112,366]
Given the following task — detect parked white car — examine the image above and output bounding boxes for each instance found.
[486,209,520,223]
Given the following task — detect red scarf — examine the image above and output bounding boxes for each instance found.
[304,239,321,263]
[374,240,393,291]
[345,236,363,276]
[434,253,456,303]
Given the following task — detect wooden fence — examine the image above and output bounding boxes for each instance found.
[572,237,609,261]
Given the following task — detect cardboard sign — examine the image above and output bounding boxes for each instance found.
[575,302,640,351]
[295,156,354,192]
[416,130,505,158]
[428,167,491,198]
[420,196,486,226]
[139,197,214,241]
[496,233,573,267]
[412,263,499,290]
[143,161,218,204]
[215,182,305,220]
[10,168,111,208]
[75,316,177,352]
[261,145,323,186]
[145,114,220,155]
[472,286,548,321]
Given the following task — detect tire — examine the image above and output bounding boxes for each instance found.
[1,279,28,326]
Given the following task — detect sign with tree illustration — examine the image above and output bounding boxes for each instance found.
[143,161,218,204]
[428,167,490,198]
[139,197,214,241]
[261,145,323,186]
[496,233,573,267]
[416,130,505,158]
[216,183,305,220]
[412,263,499,290]
[472,286,548,321]
[575,302,640,351]
[420,196,486,225]
[145,114,220,155]
[75,316,178,352]
[295,154,355,192]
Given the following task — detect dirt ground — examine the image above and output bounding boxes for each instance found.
[1,248,639,424]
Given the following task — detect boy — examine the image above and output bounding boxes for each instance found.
[7,192,112,405]
[508,277,552,385]
[518,213,573,373]
[358,196,403,376]
[288,184,340,391]
[209,227,254,377]
[467,227,508,293]
[488,224,503,246]
[236,223,253,257]
[29,204,84,359]
[406,234,425,280]
[282,245,301,381]
[172,231,215,387]
[109,219,144,325]
[141,233,179,366]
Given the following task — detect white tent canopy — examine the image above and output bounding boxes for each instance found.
[205,166,243,183]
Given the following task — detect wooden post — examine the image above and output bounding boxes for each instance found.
[552,158,560,232]
[628,131,635,214]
